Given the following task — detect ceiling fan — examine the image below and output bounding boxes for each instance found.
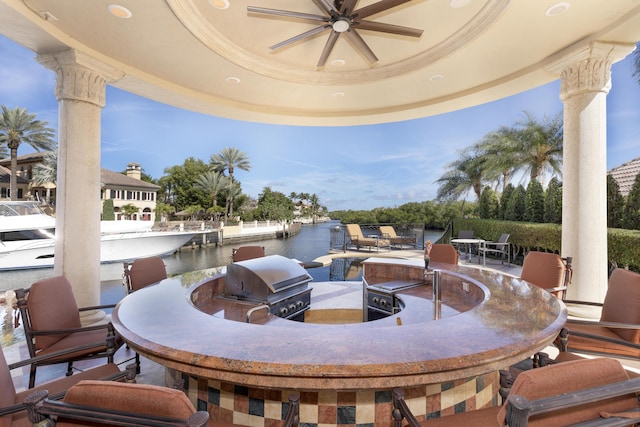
[247,0,424,67]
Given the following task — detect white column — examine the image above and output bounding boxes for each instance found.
[38,50,123,321]
[547,42,635,307]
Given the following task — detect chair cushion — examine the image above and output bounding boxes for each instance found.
[128,256,167,291]
[601,268,640,343]
[565,323,640,358]
[36,328,112,361]
[27,276,81,350]
[411,407,499,426]
[429,244,458,264]
[10,364,122,427]
[520,252,565,292]
[497,358,636,427]
[60,380,196,424]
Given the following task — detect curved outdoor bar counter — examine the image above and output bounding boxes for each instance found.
[111,257,567,426]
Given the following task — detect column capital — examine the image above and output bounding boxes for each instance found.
[37,49,124,107]
[545,41,636,100]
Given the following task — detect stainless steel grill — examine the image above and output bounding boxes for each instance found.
[224,254,313,321]
[365,280,422,321]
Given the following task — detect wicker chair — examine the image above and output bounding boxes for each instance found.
[14,276,124,388]
[393,358,640,426]
[559,267,640,359]
[1,347,135,427]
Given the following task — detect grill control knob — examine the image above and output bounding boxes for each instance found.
[289,304,297,312]
[280,307,288,316]
[372,297,379,304]
[297,301,304,309]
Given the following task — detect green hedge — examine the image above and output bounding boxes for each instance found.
[453,218,640,271]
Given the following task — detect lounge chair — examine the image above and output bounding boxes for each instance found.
[379,225,416,248]
[345,224,389,251]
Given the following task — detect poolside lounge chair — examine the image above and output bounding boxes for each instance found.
[345,224,389,251]
[379,225,416,248]
[393,358,640,426]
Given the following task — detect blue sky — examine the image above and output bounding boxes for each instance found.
[1,35,639,211]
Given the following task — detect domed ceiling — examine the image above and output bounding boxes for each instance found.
[1,0,639,125]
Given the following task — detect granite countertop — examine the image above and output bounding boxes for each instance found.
[111,259,567,391]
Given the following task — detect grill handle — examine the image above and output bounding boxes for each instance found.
[246,304,270,323]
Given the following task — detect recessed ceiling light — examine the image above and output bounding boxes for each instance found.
[225,76,240,84]
[209,0,230,10]
[332,92,345,97]
[545,2,570,16]
[108,5,132,18]
[331,59,346,67]
[430,74,444,81]
[449,0,471,8]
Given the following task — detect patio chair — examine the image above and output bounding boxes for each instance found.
[379,225,416,248]
[344,224,389,251]
[426,243,459,265]
[1,346,135,427]
[24,380,209,427]
[123,256,167,293]
[519,251,572,300]
[231,245,265,262]
[477,233,510,267]
[558,267,640,359]
[393,358,640,426]
[14,276,124,388]
[122,256,168,372]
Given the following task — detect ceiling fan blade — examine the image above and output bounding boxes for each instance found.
[269,24,331,50]
[311,0,340,14]
[339,0,359,15]
[317,31,340,67]
[354,0,412,19]
[355,20,423,37]
[343,29,378,63]
[247,6,328,23]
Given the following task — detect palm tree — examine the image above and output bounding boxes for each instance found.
[210,147,250,218]
[511,112,563,182]
[31,151,58,185]
[476,127,521,193]
[0,106,56,200]
[194,171,229,208]
[435,148,487,201]
[210,147,251,182]
[224,180,242,219]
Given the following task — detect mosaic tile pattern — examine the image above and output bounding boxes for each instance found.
[169,368,499,427]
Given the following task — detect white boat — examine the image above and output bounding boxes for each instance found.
[0,201,199,270]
